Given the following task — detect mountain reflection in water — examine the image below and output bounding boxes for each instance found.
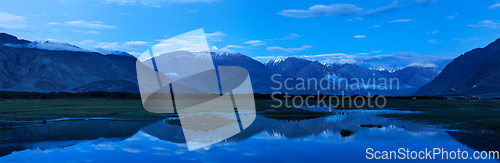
[0,110,498,162]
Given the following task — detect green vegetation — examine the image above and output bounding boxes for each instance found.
[0,99,173,122]
[0,91,141,100]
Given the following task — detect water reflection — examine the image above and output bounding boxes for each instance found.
[0,110,499,162]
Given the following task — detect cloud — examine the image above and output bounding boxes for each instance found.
[94,47,131,56]
[255,52,454,70]
[432,30,438,34]
[267,45,312,53]
[447,13,458,19]
[224,45,244,49]
[369,51,382,53]
[414,0,435,6]
[0,12,27,28]
[210,45,244,53]
[280,1,436,19]
[244,40,264,46]
[47,22,59,25]
[469,20,499,29]
[354,35,366,38]
[361,1,401,18]
[390,19,413,23]
[278,4,363,18]
[454,37,480,42]
[65,20,117,29]
[428,39,438,44]
[72,29,100,34]
[277,33,302,40]
[95,42,120,49]
[101,0,216,7]
[373,25,381,27]
[490,3,500,9]
[205,31,226,42]
[124,41,148,48]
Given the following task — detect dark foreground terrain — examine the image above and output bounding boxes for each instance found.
[0,95,499,141]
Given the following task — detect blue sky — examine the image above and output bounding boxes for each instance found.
[1,0,499,70]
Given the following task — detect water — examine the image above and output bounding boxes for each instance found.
[0,110,499,162]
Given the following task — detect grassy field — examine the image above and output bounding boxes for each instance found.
[0,99,172,122]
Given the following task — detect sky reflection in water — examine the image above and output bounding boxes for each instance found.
[0,110,499,163]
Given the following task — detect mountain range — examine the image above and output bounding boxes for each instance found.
[266,57,440,95]
[0,32,475,96]
[414,38,500,96]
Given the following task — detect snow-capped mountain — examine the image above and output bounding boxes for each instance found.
[0,32,442,95]
[266,57,441,96]
[0,33,139,92]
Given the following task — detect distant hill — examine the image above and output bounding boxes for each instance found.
[414,38,500,96]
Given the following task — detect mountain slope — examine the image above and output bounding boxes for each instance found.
[0,33,139,92]
[414,38,500,96]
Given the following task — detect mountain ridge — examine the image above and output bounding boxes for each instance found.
[414,38,500,96]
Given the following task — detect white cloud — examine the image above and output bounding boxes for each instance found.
[428,39,438,44]
[267,45,312,53]
[390,19,413,23]
[124,41,148,48]
[77,40,96,45]
[72,29,100,34]
[278,33,302,40]
[469,20,499,29]
[255,52,453,70]
[244,40,264,46]
[210,45,244,53]
[101,0,216,7]
[414,0,435,6]
[454,37,480,42]
[47,22,59,25]
[0,12,27,28]
[205,31,226,42]
[205,31,225,37]
[65,20,117,29]
[447,13,458,19]
[224,45,244,49]
[278,4,363,18]
[354,35,366,38]
[369,51,382,53]
[373,25,381,28]
[432,30,438,34]
[490,3,500,9]
[362,1,401,17]
[407,62,437,68]
[95,42,120,49]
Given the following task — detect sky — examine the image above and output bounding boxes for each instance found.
[1,0,500,70]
